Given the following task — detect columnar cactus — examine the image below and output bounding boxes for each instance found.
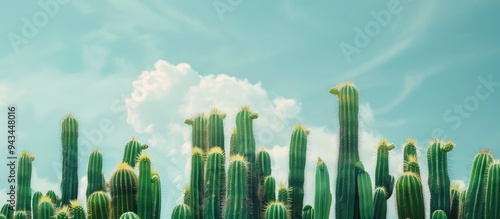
[208,109,226,150]
[61,115,78,206]
[403,139,418,170]
[189,147,204,219]
[119,212,140,219]
[427,140,454,215]
[151,169,162,219]
[183,186,191,206]
[314,157,332,219]
[373,187,387,219]
[355,162,374,219]
[69,200,86,219]
[257,147,272,215]
[230,128,237,156]
[277,185,289,206]
[172,204,193,219]
[110,163,138,219]
[225,155,249,219]
[45,191,57,205]
[466,150,493,219]
[375,139,395,200]
[86,149,105,199]
[458,189,467,219]
[450,183,460,219]
[263,176,277,206]
[137,153,153,219]
[14,211,27,219]
[87,191,111,219]
[1,204,14,219]
[405,155,421,176]
[287,124,309,219]
[32,191,42,219]
[234,106,259,219]
[185,114,208,150]
[302,205,314,219]
[485,161,500,219]
[396,172,425,219]
[122,138,148,168]
[38,196,55,219]
[264,202,288,219]
[330,82,359,219]
[204,147,225,219]
[56,207,70,219]
[16,151,34,213]
[432,210,448,219]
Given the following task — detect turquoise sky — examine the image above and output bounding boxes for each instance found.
[1,1,499,218]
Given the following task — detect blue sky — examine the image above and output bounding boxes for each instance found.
[1,1,499,218]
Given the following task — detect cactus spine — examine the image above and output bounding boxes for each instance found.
[56,207,70,219]
[151,169,162,219]
[137,153,153,219]
[185,114,208,150]
[330,82,359,219]
[263,176,277,206]
[225,155,249,219]
[314,157,332,219]
[257,147,272,216]
[61,115,78,206]
[375,140,395,199]
[14,211,27,219]
[485,161,500,219]
[208,109,226,150]
[432,210,448,219]
[450,183,460,219]
[69,200,86,219]
[110,163,138,219]
[189,147,204,219]
[32,191,42,219]
[122,138,148,168]
[302,205,314,219]
[86,149,105,199]
[204,147,225,219]
[427,140,454,215]
[396,172,425,219]
[38,196,55,219]
[45,190,57,205]
[16,151,34,213]
[373,187,387,219]
[403,139,418,170]
[466,150,493,219]
[1,204,14,219]
[119,212,140,219]
[172,204,193,219]
[277,184,289,206]
[288,124,309,219]
[265,202,288,219]
[405,155,421,177]
[356,162,374,219]
[87,191,111,219]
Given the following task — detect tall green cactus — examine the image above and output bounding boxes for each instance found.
[61,115,78,206]
[86,149,105,199]
[373,187,387,219]
[189,147,204,219]
[450,183,460,219]
[263,176,277,206]
[257,147,272,216]
[204,147,225,219]
[137,153,153,219]
[230,128,237,156]
[87,191,111,219]
[355,162,374,219]
[38,196,55,219]
[32,191,42,219]
[314,157,332,219]
[277,184,289,206]
[69,200,86,219]
[172,204,193,219]
[235,106,259,219]
[151,169,162,219]
[466,150,493,219]
[110,163,138,219]
[225,155,249,219]
[1,204,14,219]
[122,138,148,168]
[185,114,208,150]
[208,109,226,150]
[288,124,309,219]
[458,189,467,219]
[396,172,425,219]
[302,205,314,219]
[403,139,418,170]
[375,139,395,200]
[485,161,500,219]
[405,155,421,176]
[432,210,448,219]
[330,82,359,219]
[427,139,454,215]
[119,212,140,219]
[16,151,34,213]
[265,202,288,219]
[14,211,27,219]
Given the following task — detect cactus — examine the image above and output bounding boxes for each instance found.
[263,176,277,206]
[208,109,226,150]
[86,149,105,199]
[61,115,78,206]
[0,214,5,219]
[172,204,193,219]
[230,128,237,156]
[16,151,34,213]
[403,139,418,170]
[32,191,42,219]
[257,147,272,215]
[122,138,148,168]
[14,211,27,219]
[287,124,309,219]
[87,191,111,219]
[225,155,249,219]
[302,205,314,219]
[466,150,493,219]
[450,183,460,219]
[204,147,225,219]
[136,153,153,219]
[458,189,467,219]
[375,139,395,201]
[314,157,332,219]
[234,106,259,219]
[45,190,57,205]
[110,163,138,219]
[485,161,500,219]
[264,202,288,219]
[1,204,14,219]
[183,185,191,206]
[396,172,425,219]
[405,155,421,176]
[277,184,289,206]
[373,187,387,219]
[189,147,204,219]
[427,139,454,215]
[69,200,86,219]
[55,207,70,219]
[151,169,162,219]
[37,196,55,219]
[355,162,374,219]
[119,212,140,219]
[432,210,448,219]
[330,82,359,219]
[185,114,208,150]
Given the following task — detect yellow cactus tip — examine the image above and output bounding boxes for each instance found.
[450,182,460,191]
[57,206,70,214]
[317,157,324,165]
[257,147,268,153]
[39,196,53,203]
[407,155,418,163]
[64,113,74,119]
[21,150,35,160]
[295,124,310,134]
[92,148,100,153]
[230,154,247,163]
[479,149,491,154]
[151,168,159,175]
[208,146,224,155]
[136,153,152,167]
[332,81,356,94]
[241,105,251,111]
[115,162,134,171]
[192,147,204,156]
[210,108,226,117]
[278,184,288,190]
[69,200,81,207]
[231,127,237,134]
[406,138,416,145]
[183,184,190,192]
[130,136,138,142]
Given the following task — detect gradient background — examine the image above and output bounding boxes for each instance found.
[1,1,499,218]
